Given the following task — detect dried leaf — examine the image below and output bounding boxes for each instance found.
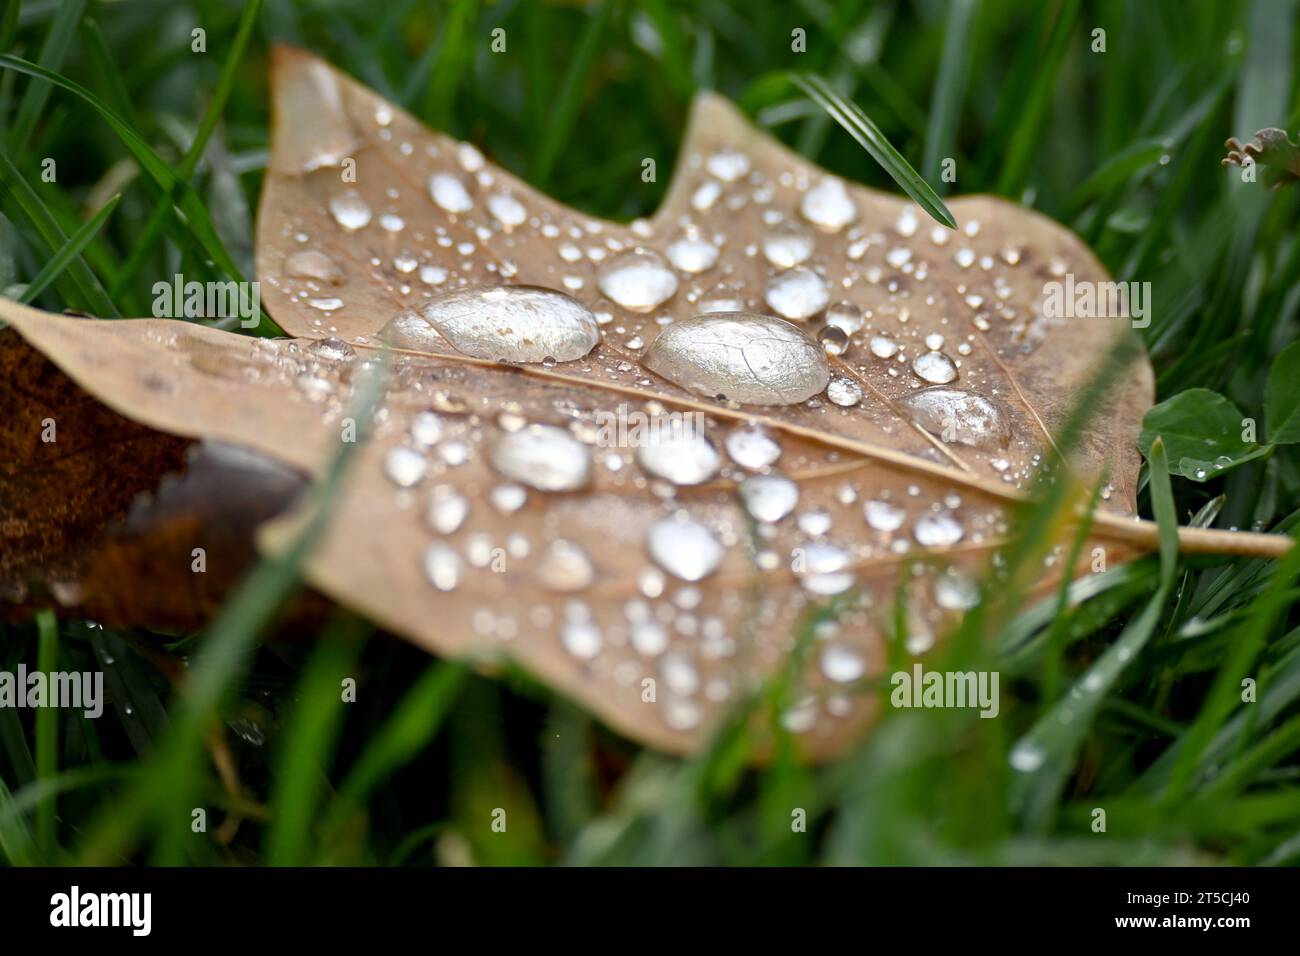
[1,48,1290,758]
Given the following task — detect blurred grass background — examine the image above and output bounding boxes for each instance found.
[2,0,1300,865]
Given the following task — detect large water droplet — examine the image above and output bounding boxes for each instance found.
[739,474,799,522]
[416,285,598,363]
[899,388,1009,449]
[429,172,473,212]
[912,350,958,384]
[801,177,857,231]
[762,221,814,268]
[490,424,591,491]
[647,515,724,581]
[636,419,721,485]
[726,425,782,470]
[765,266,829,320]
[597,249,678,312]
[644,313,829,405]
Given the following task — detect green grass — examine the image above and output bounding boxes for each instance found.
[1,0,1299,865]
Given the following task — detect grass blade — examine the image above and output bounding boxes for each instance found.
[922,0,976,191]
[19,193,119,304]
[7,0,84,154]
[789,71,956,228]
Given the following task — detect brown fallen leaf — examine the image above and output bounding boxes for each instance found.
[0,47,1290,759]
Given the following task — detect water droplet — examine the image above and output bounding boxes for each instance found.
[895,206,918,237]
[707,148,750,182]
[826,376,862,406]
[561,620,603,660]
[417,285,598,363]
[308,337,355,361]
[934,567,980,610]
[644,313,829,405]
[797,510,832,536]
[410,411,445,446]
[423,543,462,591]
[913,512,964,547]
[869,334,899,359]
[1009,741,1046,773]
[739,474,799,522]
[428,172,473,212]
[384,446,427,487]
[818,325,849,356]
[329,191,371,231]
[912,351,958,384]
[899,388,1009,449]
[487,192,525,228]
[597,249,678,312]
[762,221,815,268]
[820,643,866,683]
[428,485,469,533]
[765,266,829,320]
[490,483,528,513]
[698,283,746,314]
[825,300,864,334]
[726,425,782,470]
[647,515,724,581]
[636,419,720,485]
[286,250,343,284]
[801,177,857,231]
[537,540,595,591]
[864,499,906,532]
[490,424,591,491]
[797,542,854,595]
[666,235,719,273]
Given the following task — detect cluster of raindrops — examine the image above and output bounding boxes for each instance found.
[259,74,1107,745]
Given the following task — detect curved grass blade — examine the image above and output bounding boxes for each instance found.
[19,193,119,305]
[789,71,956,229]
[7,0,84,154]
[110,0,264,299]
[0,151,118,316]
[0,53,257,316]
[922,0,976,192]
